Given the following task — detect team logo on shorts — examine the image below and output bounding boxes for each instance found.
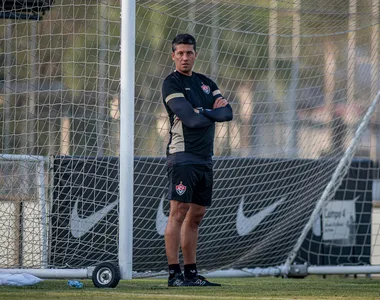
[175,181,187,196]
[201,83,210,94]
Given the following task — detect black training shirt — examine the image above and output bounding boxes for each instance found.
[162,71,233,163]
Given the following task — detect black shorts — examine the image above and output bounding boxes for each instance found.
[167,163,213,206]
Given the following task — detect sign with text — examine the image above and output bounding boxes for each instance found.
[323,200,356,243]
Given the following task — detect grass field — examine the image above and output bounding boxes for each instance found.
[1,276,380,300]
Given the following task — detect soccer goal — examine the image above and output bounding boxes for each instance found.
[1,0,380,285]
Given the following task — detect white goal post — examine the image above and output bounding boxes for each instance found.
[1,0,380,283]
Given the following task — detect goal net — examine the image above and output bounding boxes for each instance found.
[0,0,380,279]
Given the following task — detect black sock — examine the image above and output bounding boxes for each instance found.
[184,263,197,278]
[168,264,181,279]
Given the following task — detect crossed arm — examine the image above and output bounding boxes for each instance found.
[167,97,215,128]
[166,95,233,128]
[195,97,233,122]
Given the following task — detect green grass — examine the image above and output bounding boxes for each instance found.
[1,276,380,300]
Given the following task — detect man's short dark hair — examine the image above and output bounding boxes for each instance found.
[171,34,197,52]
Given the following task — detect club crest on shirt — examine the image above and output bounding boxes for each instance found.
[175,181,187,196]
[201,83,210,94]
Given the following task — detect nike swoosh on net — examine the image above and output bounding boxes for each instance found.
[236,196,286,236]
[156,195,169,236]
[70,199,119,238]
[155,195,285,237]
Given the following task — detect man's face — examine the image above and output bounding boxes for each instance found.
[171,44,197,75]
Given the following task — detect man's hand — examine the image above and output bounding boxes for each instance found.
[213,97,228,109]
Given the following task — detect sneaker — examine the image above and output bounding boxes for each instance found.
[185,274,221,286]
[168,273,195,287]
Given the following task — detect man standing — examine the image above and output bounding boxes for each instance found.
[161,33,233,287]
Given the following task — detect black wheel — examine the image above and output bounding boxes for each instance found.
[92,262,120,288]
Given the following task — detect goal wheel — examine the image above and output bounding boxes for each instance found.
[92,262,120,288]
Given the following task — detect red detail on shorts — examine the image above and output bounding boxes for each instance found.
[175,181,187,196]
